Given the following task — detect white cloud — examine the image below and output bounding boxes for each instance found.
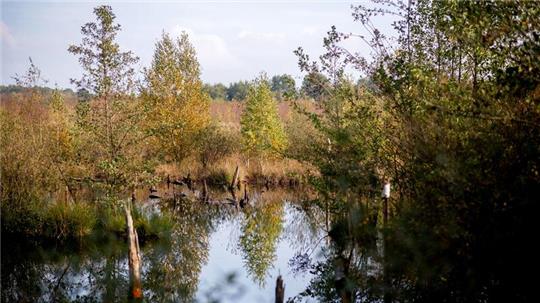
[301,26,321,36]
[236,30,286,43]
[171,25,241,71]
[0,21,16,48]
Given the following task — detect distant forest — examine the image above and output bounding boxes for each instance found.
[1,71,358,102]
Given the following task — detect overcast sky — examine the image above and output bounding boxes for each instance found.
[1,0,398,89]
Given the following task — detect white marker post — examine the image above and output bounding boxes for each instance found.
[382,181,391,227]
[381,181,391,303]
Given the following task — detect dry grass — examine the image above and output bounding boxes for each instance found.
[154,153,312,185]
[209,99,314,127]
[155,99,319,183]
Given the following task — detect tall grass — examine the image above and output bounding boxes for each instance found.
[1,196,173,242]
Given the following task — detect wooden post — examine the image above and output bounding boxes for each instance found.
[240,184,249,208]
[125,199,142,301]
[383,197,388,227]
[325,199,330,245]
[275,275,284,303]
[186,173,192,191]
[202,179,208,203]
[231,165,239,190]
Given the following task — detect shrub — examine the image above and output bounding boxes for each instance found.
[1,196,46,237]
[195,124,239,168]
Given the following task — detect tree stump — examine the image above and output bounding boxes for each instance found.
[125,200,142,301]
[231,165,240,190]
[275,275,285,303]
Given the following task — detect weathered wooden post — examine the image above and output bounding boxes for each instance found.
[231,165,239,191]
[202,179,209,203]
[186,173,193,191]
[229,165,240,208]
[275,275,285,303]
[240,183,249,208]
[125,197,143,301]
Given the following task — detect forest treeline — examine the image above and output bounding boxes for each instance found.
[1,71,330,102]
[1,0,539,302]
[203,71,334,101]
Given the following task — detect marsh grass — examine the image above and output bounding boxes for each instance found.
[1,196,174,243]
[156,153,310,187]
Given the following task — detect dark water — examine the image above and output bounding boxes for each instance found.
[1,189,326,302]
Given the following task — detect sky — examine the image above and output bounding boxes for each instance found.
[1,0,398,89]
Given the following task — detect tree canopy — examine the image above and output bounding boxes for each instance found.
[142,31,210,163]
[240,76,287,158]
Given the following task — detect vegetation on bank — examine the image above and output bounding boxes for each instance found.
[0,5,305,241]
[0,196,173,242]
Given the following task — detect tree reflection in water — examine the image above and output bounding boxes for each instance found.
[238,200,284,285]
[142,200,220,301]
[1,199,222,302]
[1,189,326,303]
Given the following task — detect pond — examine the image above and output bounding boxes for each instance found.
[1,188,327,302]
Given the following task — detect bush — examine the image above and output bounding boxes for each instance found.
[196,124,239,168]
[1,196,46,237]
[1,198,97,240]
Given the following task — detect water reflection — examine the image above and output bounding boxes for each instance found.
[142,201,216,302]
[1,235,130,302]
[1,188,324,303]
[239,200,284,285]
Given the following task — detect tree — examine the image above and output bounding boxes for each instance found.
[195,123,238,168]
[68,6,138,97]
[12,57,47,88]
[0,61,84,232]
[226,81,250,101]
[141,31,210,163]
[292,0,540,301]
[270,74,297,100]
[240,76,287,158]
[68,5,146,192]
[1,60,51,207]
[300,72,330,101]
[203,83,227,100]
